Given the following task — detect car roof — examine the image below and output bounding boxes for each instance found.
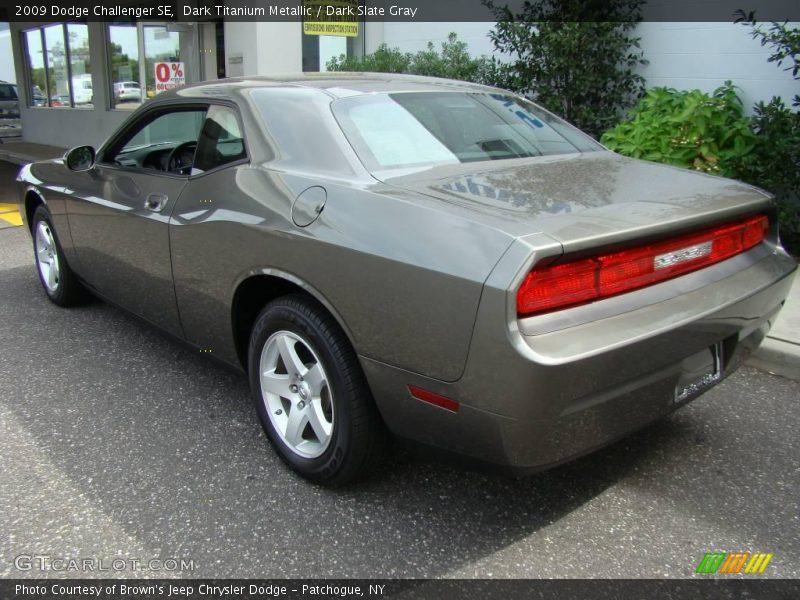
[160,72,500,101]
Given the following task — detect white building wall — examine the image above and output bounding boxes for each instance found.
[636,22,798,109]
[224,21,303,77]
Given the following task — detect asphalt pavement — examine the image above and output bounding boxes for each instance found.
[1,170,799,579]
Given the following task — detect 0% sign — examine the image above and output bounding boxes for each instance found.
[154,62,186,93]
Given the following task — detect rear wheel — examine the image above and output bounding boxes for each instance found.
[31,205,87,307]
[248,294,388,485]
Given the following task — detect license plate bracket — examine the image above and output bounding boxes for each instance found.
[675,342,723,402]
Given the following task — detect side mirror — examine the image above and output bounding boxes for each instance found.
[64,145,95,172]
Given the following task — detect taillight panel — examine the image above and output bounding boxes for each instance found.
[517,214,769,317]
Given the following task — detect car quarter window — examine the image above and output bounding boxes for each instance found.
[104,108,207,173]
[250,88,356,176]
[192,105,247,174]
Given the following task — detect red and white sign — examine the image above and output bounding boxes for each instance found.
[154,62,185,93]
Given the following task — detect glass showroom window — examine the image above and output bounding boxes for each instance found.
[108,23,197,110]
[23,24,92,108]
[24,30,46,107]
[67,24,92,106]
[108,23,141,110]
[143,25,194,98]
[43,25,69,108]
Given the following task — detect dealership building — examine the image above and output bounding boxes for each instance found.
[3,11,798,150]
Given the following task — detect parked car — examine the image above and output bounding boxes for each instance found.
[71,74,93,105]
[113,81,141,103]
[48,95,70,107]
[31,86,46,107]
[0,81,20,118]
[16,74,796,485]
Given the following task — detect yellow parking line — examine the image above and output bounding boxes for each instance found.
[0,203,23,226]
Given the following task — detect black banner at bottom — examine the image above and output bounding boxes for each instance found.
[1,579,799,600]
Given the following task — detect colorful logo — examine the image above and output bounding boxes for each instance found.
[696,552,774,574]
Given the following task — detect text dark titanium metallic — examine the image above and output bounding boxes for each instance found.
[17,73,796,484]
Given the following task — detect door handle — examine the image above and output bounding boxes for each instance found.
[144,193,167,212]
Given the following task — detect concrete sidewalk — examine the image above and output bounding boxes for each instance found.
[1,140,798,381]
[0,139,65,165]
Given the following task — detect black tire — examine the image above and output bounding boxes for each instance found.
[248,294,388,485]
[31,205,88,307]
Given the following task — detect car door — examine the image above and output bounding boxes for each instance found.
[65,104,208,336]
[169,104,251,362]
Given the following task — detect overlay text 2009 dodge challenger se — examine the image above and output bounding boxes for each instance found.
[17,73,796,484]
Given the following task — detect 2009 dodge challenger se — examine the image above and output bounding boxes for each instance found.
[17,73,796,484]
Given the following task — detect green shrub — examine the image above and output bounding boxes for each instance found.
[733,15,800,255]
[326,33,493,84]
[600,83,757,176]
[326,44,412,74]
[732,98,800,255]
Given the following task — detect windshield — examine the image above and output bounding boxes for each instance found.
[332,92,602,173]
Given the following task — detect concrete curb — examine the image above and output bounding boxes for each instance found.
[748,337,800,382]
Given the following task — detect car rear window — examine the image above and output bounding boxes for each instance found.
[332,92,602,172]
[0,84,18,100]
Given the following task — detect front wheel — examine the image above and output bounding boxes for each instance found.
[31,205,88,307]
[248,294,388,485]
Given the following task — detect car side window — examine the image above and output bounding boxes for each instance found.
[192,105,247,174]
[105,108,207,174]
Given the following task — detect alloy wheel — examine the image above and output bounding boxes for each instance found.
[35,220,60,292]
[259,330,334,459]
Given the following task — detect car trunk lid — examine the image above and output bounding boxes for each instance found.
[378,152,773,253]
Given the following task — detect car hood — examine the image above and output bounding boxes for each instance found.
[379,151,773,253]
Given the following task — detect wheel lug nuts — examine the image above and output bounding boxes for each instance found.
[298,401,305,409]
[275,409,282,415]
[290,384,298,393]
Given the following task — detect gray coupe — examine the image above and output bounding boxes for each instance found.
[17,73,796,484]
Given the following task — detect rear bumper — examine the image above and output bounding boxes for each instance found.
[362,244,797,471]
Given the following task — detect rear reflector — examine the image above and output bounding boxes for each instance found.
[408,385,460,413]
[518,214,768,316]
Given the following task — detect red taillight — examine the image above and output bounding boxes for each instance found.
[517,214,768,316]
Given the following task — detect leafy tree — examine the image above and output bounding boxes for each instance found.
[483,0,648,137]
[732,13,800,255]
[735,12,800,106]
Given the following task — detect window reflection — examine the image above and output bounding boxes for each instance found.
[43,25,69,108]
[108,23,141,110]
[23,24,92,108]
[67,24,92,107]
[24,30,46,107]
